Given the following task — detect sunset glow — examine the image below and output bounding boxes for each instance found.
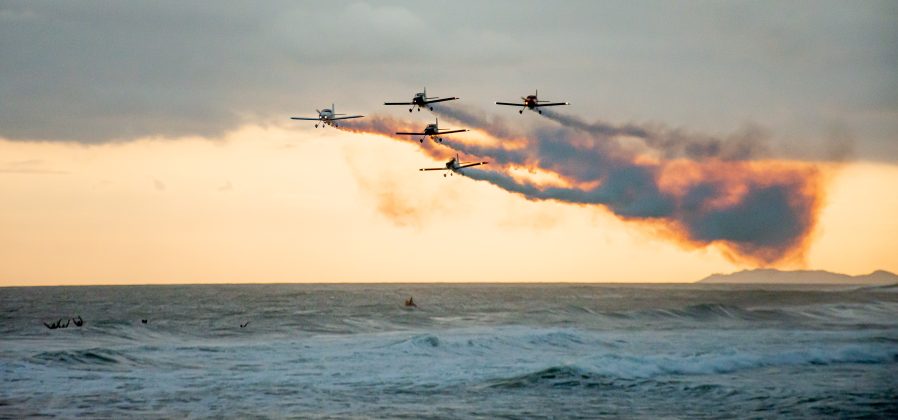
[1,126,895,286]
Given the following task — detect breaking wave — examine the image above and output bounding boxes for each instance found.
[485,343,898,387]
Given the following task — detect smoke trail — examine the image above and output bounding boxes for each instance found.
[431,103,771,161]
[429,103,524,141]
[539,109,771,161]
[338,109,822,266]
[338,115,449,160]
[433,108,820,265]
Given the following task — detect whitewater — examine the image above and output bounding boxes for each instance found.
[2,284,896,418]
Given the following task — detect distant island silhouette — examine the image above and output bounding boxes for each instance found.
[699,269,898,285]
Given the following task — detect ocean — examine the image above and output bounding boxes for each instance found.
[1,283,896,418]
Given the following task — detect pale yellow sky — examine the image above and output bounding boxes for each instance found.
[1,126,896,286]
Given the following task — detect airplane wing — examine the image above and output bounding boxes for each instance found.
[419,167,449,171]
[422,97,458,104]
[384,101,415,105]
[436,129,468,134]
[290,117,321,120]
[458,161,488,169]
[395,131,424,135]
[495,102,523,106]
[533,102,569,107]
[330,115,364,120]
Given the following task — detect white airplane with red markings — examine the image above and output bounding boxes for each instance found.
[385,88,459,112]
[496,90,569,114]
[290,104,364,128]
[420,153,489,177]
[395,118,468,143]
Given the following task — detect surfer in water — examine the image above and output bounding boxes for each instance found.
[404,296,417,308]
[73,315,84,327]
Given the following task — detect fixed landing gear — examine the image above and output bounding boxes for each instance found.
[315,124,319,128]
[429,106,434,111]
[519,109,524,114]
[420,138,424,143]
[409,108,413,113]
[538,110,542,115]
[437,137,443,143]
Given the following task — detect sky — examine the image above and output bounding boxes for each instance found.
[1,1,896,285]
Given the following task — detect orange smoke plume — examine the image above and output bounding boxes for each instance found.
[340,105,825,266]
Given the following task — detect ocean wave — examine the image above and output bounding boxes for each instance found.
[30,348,148,371]
[385,333,442,353]
[481,343,898,389]
[602,301,898,326]
[485,365,615,389]
[622,346,895,377]
[850,283,898,293]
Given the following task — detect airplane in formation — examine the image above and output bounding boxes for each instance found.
[395,118,469,143]
[291,89,571,172]
[496,90,569,114]
[420,153,489,177]
[384,88,459,112]
[290,104,364,128]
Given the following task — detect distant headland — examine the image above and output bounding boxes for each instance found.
[698,269,898,285]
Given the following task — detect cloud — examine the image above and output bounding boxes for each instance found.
[343,148,460,228]
[0,159,69,174]
[0,2,893,160]
[152,177,166,191]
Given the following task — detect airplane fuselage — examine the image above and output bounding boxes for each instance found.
[419,154,487,176]
[524,95,538,109]
[317,109,337,126]
[386,89,457,112]
[397,119,465,143]
[412,93,427,107]
[496,91,566,114]
[291,104,363,128]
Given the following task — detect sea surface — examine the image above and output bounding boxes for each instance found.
[1,283,897,418]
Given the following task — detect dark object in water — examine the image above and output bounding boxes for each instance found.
[43,318,70,329]
[141,319,148,324]
[404,296,417,308]
[240,321,250,328]
[72,315,84,327]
